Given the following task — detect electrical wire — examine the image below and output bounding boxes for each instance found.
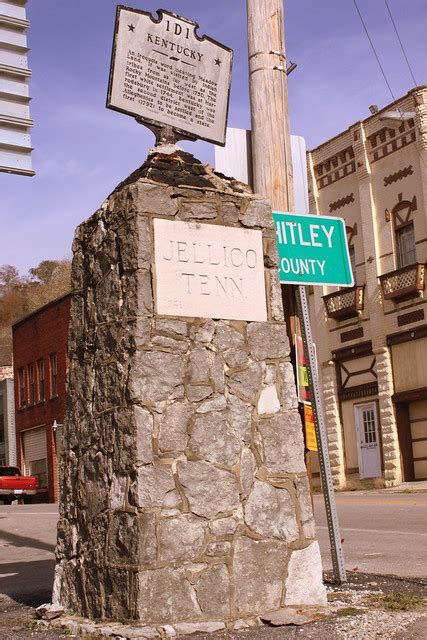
[352,2,427,179]
[384,0,418,87]
[352,0,396,103]
[353,0,427,169]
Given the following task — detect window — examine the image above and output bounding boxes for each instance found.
[362,407,377,444]
[0,466,20,476]
[30,459,47,487]
[37,359,45,402]
[18,368,27,408]
[28,364,35,405]
[396,222,416,268]
[339,244,357,291]
[349,245,356,281]
[49,353,57,398]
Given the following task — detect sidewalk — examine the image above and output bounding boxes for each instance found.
[314,481,427,496]
[341,481,427,496]
[376,481,427,494]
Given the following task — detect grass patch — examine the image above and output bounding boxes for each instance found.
[336,607,364,617]
[371,592,426,611]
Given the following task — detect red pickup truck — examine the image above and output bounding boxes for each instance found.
[0,466,38,504]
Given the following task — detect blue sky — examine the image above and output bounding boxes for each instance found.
[1,0,426,273]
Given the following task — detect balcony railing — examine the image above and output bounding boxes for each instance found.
[379,263,425,302]
[323,285,365,320]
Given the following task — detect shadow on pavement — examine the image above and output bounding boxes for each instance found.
[0,559,54,607]
[0,528,55,554]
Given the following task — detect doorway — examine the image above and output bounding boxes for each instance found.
[354,402,381,479]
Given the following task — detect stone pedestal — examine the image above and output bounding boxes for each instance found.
[53,151,326,630]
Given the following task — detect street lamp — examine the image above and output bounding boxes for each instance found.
[379,109,415,129]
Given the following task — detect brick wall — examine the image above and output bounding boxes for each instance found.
[12,293,71,502]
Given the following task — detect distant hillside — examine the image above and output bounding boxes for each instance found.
[0,260,71,365]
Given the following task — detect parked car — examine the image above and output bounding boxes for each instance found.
[0,466,38,504]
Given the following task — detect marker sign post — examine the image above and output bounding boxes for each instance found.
[273,210,352,585]
[273,211,354,286]
[107,6,233,146]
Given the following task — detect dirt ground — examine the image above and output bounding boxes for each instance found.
[0,572,425,639]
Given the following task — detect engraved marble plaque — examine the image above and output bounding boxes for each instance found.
[154,219,267,321]
[107,6,233,145]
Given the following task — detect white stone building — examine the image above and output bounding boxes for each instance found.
[0,0,34,176]
[0,375,16,466]
[307,86,427,488]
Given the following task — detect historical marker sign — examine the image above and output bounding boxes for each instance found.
[107,6,233,145]
[273,211,354,287]
[153,219,267,321]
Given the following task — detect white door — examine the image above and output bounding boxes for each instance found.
[354,402,381,479]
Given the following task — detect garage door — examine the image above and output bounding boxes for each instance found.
[409,401,427,480]
[22,427,48,488]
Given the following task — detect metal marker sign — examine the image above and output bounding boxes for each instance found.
[272,212,354,287]
[107,6,233,145]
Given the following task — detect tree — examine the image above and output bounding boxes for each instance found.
[0,265,20,293]
[0,259,72,364]
[29,260,59,285]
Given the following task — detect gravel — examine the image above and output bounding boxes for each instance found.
[1,572,425,639]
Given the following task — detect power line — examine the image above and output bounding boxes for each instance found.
[384,0,418,87]
[352,0,396,103]
[353,1,427,174]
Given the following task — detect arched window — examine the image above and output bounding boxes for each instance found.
[346,224,357,282]
[392,195,417,268]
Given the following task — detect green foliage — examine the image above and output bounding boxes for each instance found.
[368,591,426,611]
[0,259,71,364]
[29,260,62,285]
[380,592,426,611]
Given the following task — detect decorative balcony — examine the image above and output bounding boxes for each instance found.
[323,285,365,320]
[379,263,425,302]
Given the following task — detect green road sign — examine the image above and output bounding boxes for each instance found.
[273,211,354,287]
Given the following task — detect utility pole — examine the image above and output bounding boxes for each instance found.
[247,0,347,584]
[247,0,297,403]
[247,0,293,211]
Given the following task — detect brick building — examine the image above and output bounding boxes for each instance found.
[307,86,427,488]
[12,293,71,502]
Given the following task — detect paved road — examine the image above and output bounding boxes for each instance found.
[0,504,57,606]
[314,491,427,578]
[0,492,425,608]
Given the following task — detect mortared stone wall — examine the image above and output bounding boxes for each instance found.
[53,151,326,632]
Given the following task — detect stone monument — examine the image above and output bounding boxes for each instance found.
[53,150,326,633]
[52,6,326,636]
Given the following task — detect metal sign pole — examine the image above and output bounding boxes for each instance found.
[295,284,347,584]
